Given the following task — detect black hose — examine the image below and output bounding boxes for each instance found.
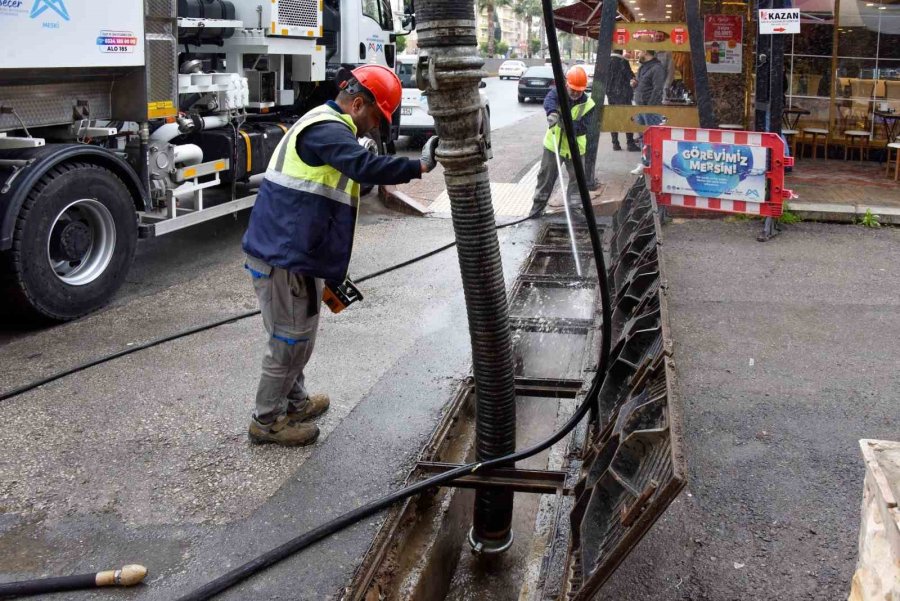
[176,1,612,596]
[417,0,518,548]
[0,215,534,403]
[540,1,612,425]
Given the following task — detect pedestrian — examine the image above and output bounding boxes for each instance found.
[630,49,667,174]
[241,64,440,446]
[607,49,639,152]
[529,66,596,216]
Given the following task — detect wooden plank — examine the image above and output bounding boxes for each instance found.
[600,105,701,133]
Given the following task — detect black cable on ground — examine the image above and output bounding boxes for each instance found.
[176,3,612,597]
[0,214,536,403]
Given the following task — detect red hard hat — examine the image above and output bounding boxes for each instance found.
[351,64,403,124]
[566,66,588,92]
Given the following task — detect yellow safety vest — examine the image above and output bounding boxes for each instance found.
[543,97,596,159]
[266,104,361,208]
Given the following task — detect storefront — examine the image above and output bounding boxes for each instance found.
[553,0,900,152]
[785,0,900,143]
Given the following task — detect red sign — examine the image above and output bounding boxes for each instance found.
[614,28,630,45]
[704,15,743,74]
[670,27,688,45]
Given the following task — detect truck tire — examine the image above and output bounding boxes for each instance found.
[1,162,137,321]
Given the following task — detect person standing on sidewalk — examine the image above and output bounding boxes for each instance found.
[529,66,596,216]
[241,65,439,446]
[607,50,639,152]
[630,50,667,174]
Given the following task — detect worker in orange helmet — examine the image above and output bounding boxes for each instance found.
[242,64,440,446]
[530,65,596,217]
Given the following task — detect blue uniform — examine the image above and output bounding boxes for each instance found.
[242,100,421,282]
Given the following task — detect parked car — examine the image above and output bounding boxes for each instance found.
[498,60,527,79]
[518,65,555,103]
[397,55,490,146]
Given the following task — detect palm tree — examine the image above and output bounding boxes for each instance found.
[512,0,542,58]
[477,0,511,57]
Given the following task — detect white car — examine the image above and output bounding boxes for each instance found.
[498,60,528,79]
[396,55,490,146]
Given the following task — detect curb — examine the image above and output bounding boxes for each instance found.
[790,202,900,225]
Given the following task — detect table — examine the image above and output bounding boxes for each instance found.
[873,110,900,142]
[783,106,811,130]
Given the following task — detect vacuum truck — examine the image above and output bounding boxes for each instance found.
[0,0,412,320]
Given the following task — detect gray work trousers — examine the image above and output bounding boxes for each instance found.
[530,147,581,215]
[245,255,324,423]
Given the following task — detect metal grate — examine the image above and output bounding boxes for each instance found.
[146,36,177,106]
[277,0,319,28]
[145,0,175,19]
[563,179,687,601]
[0,81,112,131]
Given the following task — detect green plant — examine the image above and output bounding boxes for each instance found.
[859,208,881,228]
[777,208,802,224]
[395,35,407,54]
[495,40,509,56]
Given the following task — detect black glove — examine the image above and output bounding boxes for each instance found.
[420,135,439,172]
[547,112,560,127]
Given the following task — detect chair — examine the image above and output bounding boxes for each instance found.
[799,127,829,159]
[844,130,871,160]
[782,129,799,158]
[886,142,900,180]
[850,79,876,99]
[885,81,900,100]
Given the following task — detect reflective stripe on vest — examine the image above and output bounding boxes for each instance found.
[266,104,361,208]
[543,97,596,159]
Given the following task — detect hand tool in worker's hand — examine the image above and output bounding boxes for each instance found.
[0,564,147,598]
[323,278,364,313]
[551,133,583,277]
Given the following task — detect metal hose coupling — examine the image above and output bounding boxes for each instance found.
[417,0,516,553]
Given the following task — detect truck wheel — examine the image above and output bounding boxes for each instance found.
[2,162,137,321]
[518,95,525,103]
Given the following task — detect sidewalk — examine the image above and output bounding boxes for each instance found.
[400,112,641,218]
[786,159,900,224]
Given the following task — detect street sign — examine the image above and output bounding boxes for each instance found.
[758,9,800,34]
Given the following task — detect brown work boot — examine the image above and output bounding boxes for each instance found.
[286,393,330,423]
[248,415,319,446]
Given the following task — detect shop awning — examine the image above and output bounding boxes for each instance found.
[554,0,626,37]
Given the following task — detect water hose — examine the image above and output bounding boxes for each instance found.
[552,133,583,277]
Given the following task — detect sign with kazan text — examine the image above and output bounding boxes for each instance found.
[661,141,768,203]
[758,9,800,34]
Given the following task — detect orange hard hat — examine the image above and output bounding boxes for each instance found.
[566,66,588,92]
[351,64,403,124]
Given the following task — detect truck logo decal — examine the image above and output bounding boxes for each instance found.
[29,0,68,20]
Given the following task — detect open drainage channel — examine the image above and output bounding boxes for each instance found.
[343,179,686,601]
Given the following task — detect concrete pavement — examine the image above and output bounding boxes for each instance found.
[602,219,900,600]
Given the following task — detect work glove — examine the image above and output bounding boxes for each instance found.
[547,112,560,127]
[420,135,439,173]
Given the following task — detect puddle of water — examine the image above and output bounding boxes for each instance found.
[511,284,595,322]
[526,251,596,277]
[513,330,587,380]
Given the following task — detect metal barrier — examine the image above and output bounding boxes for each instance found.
[642,126,794,240]
[562,178,686,600]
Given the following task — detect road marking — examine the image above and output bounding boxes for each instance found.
[430,159,541,217]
